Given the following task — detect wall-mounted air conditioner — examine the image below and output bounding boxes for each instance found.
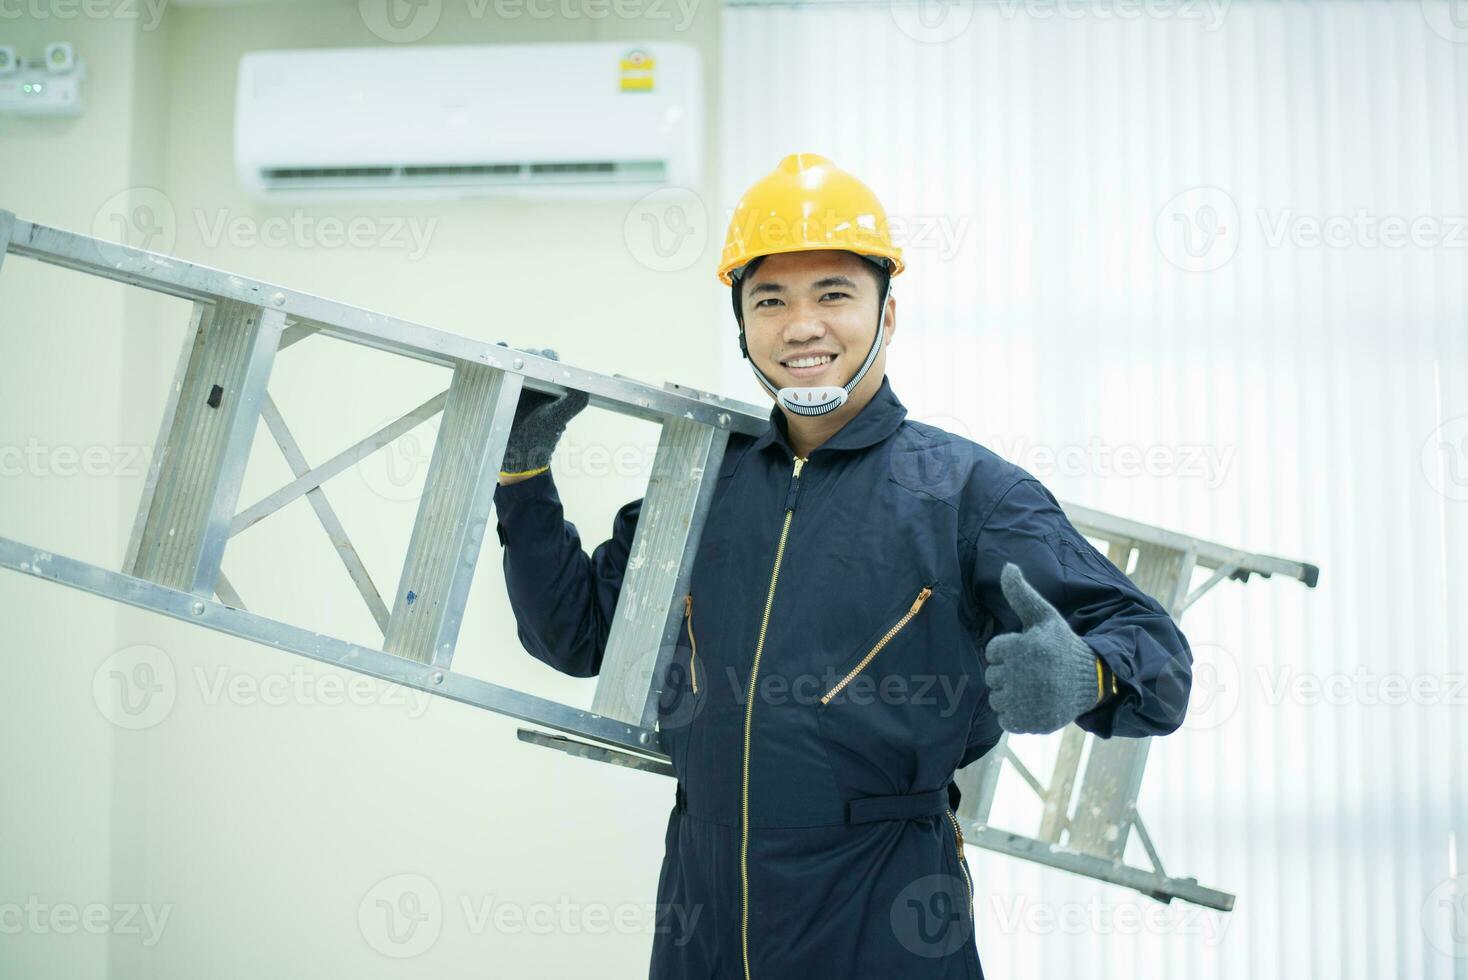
[234,43,701,202]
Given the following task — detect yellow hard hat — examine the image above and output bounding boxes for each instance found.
[717,152,905,286]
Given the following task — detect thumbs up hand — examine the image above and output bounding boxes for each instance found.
[983,562,1104,735]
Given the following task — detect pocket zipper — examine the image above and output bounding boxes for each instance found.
[684,593,699,695]
[946,807,974,908]
[819,586,934,705]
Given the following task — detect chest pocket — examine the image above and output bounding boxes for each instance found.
[813,582,969,800]
[819,585,934,706]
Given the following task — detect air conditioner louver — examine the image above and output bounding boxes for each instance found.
[257,160,667,192]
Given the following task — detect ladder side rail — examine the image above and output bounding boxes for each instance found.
[0,538,663,756]
[1064,500,1316,587]
[8,214,767,438]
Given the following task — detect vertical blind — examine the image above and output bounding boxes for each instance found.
[721,2,1468,977]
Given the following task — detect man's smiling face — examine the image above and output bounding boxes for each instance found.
[740,249,895,396]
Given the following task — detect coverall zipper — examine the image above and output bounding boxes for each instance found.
[684,593,698,694]
[946,807,974,908]
[741,454,806,980]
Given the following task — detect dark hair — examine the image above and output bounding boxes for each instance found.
[730,254,768,328]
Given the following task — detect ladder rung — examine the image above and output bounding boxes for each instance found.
[384,364,523,667]
[591,413,730,727]
[124,299,284,596]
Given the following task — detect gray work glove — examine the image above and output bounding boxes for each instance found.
[982,562,1102,734]
[495,342,588,476]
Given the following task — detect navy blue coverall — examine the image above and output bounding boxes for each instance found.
[492,375,1193,980]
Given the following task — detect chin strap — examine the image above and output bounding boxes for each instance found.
[739,273,892,418]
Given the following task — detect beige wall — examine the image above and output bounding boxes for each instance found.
[1,5,725,977]
[0,12,174,980]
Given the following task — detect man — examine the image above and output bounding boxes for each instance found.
[492,153,1192,980]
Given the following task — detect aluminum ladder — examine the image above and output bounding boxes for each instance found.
[0,208,1316,912]
[0,207,754,762]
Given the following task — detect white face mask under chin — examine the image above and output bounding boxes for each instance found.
[764,312,883,419]
[775,385,848,417]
